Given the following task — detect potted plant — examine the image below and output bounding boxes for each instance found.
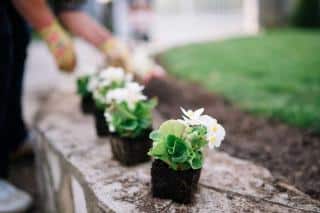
[91,67,133,137]
[148,108,226,204]
[77,74,94,114]
[104,82,157,165]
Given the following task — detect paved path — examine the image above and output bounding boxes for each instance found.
[24,39,104,126]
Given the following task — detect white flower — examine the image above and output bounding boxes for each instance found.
[106,82,146,109]
[99,67,127,86]
[200,115,225,149]
[89,67,133,102]
[87,74,100,92]
[126,81,145,93]
[180,107,226,149]
[92,67,132,90]
[106,88,127,103]
[104,111,115,132]
[180,107,204,125]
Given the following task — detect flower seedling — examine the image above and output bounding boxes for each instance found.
[89,67,133,136]
[104,82,157,165]
[149,108,225,203]
[77,74,95,114]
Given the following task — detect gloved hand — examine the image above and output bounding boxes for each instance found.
[142,65,166,83]
[99,38,132,72]
[130,48,166,83]
[39,20,76,72]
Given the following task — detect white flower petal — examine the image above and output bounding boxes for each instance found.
[105,81,146,107]
[194,108,204,117]
[208,139,215,149]
[181,107,188,116]
[109,124,116,132]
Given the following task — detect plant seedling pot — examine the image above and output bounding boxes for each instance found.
[151,159,201,204]
[110,131,152,166]
[94,107,110,137]
[81,94,94,114]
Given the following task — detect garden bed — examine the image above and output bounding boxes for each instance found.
[145,77,320,200]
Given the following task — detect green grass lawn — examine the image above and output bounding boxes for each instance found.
[160,29,320,132]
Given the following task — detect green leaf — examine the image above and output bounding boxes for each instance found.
[121,119,138,130]
[158,120,186,138]
[134,99,157,119]
[95,98,107,110]
[171,142,188,163]
[149,130,161,141]
[166,135,176,148]
[114,103,136,119]
[149,140,167,156]
[76,75,90,96]
[107,100,155,138]
[164,135,188,164]
[190,151,203,170]
[185,125,208,151]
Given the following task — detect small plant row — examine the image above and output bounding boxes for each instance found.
[76,67,226,204]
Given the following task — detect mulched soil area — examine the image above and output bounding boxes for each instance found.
[145,77,320,200]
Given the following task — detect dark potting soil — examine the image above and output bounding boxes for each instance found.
[151,159,201,204]
[145,77,320,200]
[81,94,94,114]
[110,131,152,166]
[94,107,110,137]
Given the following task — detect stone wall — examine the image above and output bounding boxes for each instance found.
[34,91,320,212]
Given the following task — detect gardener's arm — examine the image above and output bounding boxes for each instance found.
[12,0,54,29]
[59,11,111,49]
[12,0,76,72]
[58,11,132,71]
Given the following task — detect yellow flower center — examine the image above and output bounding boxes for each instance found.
[187,111,194,117]
[209,135,216,144]
[211,125,218,132]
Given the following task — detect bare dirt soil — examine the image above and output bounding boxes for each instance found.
[145,77,320,201]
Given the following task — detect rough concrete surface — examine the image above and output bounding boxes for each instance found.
[34,91,320,213]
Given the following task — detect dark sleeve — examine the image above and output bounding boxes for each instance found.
[51,0,86,13]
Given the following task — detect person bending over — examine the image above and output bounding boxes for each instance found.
[0,0,137,212]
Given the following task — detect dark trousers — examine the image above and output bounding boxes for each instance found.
[0,1,30,178]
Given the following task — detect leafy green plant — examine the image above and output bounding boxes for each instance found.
[148,120,208,170]
[76,75,91,97]
[106,99,157,138]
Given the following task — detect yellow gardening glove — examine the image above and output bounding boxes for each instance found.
[39,20,76,72]
[100,38,132,72]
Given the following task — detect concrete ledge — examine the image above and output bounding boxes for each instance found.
[35,92,320,212]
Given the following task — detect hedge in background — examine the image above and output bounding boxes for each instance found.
[292,0,320,28]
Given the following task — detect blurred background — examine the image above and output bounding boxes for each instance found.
[84,0,318,47]
[26,0,320,131]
